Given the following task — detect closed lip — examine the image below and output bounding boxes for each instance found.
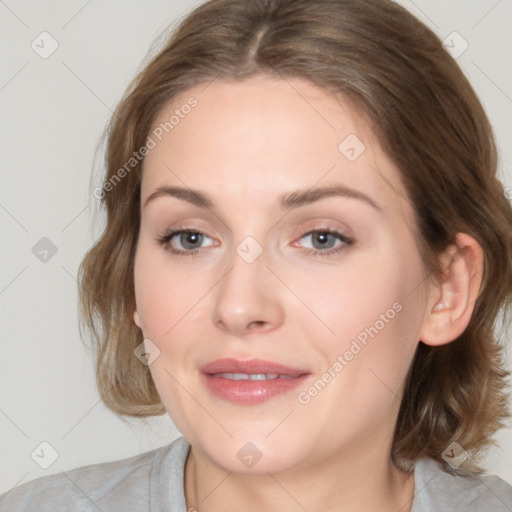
[199,358,309,377]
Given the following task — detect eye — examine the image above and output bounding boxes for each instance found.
[156,227,354,258]
[295,229,354,257]
[156,229,215,255]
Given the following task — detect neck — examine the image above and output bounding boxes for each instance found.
[184,439,415,512]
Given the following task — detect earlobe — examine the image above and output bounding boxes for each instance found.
[419,233,484,347]
[133,310,142,329]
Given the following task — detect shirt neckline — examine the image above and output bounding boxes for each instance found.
[150,436,448,512]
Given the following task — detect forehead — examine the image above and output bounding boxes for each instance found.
[141,76,413,222]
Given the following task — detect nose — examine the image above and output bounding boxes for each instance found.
[211,245,285,337]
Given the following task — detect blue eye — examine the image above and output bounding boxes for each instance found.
[301,231,340,250]
[157,229,214,255]
[296,229,354,257]
[156,227,354,257]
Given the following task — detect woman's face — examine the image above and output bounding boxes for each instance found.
[133,76,432,474]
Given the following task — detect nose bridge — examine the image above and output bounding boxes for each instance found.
[225,237,266,295]
[212,235,284,334]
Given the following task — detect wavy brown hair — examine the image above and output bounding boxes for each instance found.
[78,0,512,474]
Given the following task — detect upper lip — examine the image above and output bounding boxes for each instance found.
[200,358,309,376]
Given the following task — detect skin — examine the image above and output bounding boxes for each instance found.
[133,75,483,512]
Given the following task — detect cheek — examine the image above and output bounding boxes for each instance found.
[285,251,408,345]
[288,246,423,388]
[134,246,210,428]
[293,271,421,430]
[133,243,211,336]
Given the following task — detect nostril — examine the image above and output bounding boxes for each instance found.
[248,320,266,329]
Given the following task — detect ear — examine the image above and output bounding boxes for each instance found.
[133,309,142,329]
[419,232,484,346]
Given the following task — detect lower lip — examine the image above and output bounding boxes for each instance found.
[201,373,310,405]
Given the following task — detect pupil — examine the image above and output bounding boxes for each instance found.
[314,232,333,249]
[182,232,201,249]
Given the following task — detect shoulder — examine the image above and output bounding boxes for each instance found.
[0,436,190,512]
[411,457,512,512]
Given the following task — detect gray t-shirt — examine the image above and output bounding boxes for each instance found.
[1,436,511,511]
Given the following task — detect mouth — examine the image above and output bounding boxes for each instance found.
[212,372,301,380]
[200,358,310,405]
[200,357,307,375]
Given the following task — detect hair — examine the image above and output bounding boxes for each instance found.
[78,0,512,474]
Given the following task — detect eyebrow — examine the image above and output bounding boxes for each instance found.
[143,184,382,212]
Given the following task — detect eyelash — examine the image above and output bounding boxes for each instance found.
[156,229,213,257]
[298,228,354,257]
[156,228,355,258]
[156,227,354,258]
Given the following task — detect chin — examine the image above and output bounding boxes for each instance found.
[194,433,309,475]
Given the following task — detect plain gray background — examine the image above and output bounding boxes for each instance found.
[1,0,511,494]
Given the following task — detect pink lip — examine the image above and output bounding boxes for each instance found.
[200,358,307,376]
[200,358,311,405]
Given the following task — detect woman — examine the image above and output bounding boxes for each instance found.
[2,0,511,510]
